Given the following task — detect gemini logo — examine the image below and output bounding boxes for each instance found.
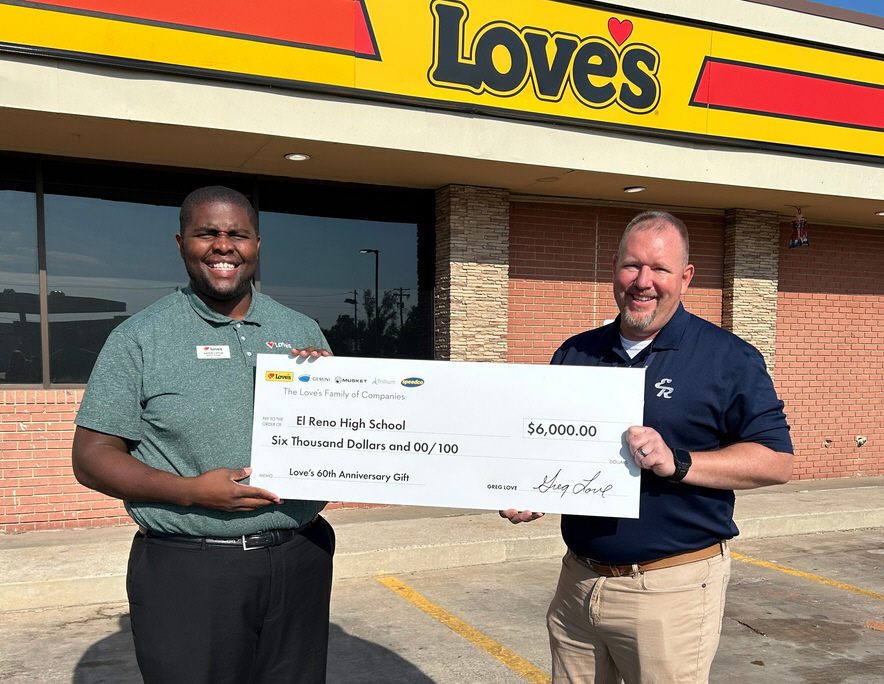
[429,0,661,114]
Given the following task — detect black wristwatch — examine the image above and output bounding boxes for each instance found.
[667,448,692,483]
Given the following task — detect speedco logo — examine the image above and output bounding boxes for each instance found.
[401,377,425,387]
[265,371,294,382]
[429,1,660,114]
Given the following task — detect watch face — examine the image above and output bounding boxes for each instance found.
[669,449,691,483]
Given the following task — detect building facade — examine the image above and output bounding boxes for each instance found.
[1,0,883,532]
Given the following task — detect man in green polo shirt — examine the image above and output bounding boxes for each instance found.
[72,186,334,684]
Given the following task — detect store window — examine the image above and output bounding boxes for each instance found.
[1,155,434,387]
[259,214,421,358]
[257,180,435,361]
[0,159,39,384]
[43,194,180,383]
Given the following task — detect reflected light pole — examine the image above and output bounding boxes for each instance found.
[359,249,380,353]
[344,289,358,352]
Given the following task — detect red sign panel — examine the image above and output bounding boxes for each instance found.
[30,0,380,58]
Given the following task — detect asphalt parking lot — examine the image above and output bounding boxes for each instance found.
[2,527,883,683]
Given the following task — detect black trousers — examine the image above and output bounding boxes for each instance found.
[126,516,335,684]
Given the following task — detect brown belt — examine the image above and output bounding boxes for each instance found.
[579,542,724,577]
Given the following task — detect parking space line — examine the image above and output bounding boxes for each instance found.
[732,552,884,601]
[377,575,551,684]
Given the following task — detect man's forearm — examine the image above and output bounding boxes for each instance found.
[678,442,793,490]
[628,426,794,490]
[72,430,195,505]
[72,426,280,511]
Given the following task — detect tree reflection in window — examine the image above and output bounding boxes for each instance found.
[258,213,422,359]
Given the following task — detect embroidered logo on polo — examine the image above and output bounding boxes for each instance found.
[196,345,230,359]
[266,341,293,349]
[654,378,673,398]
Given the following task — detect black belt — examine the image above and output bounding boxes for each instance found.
[145,516,317,551]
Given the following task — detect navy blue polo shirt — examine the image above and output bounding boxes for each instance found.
[552,304,792,564]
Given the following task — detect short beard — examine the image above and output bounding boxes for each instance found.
[188,270,252,303]
[621,307,656,331]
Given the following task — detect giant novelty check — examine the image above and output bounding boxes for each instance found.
[250,356,645,517]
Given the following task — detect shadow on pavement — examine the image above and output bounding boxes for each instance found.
[328,623,436,683]
[72,618,435,683]
[73,615,141,684]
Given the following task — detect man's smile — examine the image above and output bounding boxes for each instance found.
[627,292,657,306]
[205,260,240,273]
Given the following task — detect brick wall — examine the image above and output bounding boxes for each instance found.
[508,201,725,364]
[5,204,881,533]
[776,222,884,479]
[0,391,390,533]
[0,391,130,533]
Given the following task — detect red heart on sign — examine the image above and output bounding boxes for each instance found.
[608,17,633,46]
[204,347,210,350]
[268,373,275,379]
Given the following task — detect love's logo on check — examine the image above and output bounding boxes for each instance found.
[265,371,294,382]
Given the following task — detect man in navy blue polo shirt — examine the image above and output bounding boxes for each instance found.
[504,210,793,683]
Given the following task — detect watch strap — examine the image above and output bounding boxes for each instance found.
[667,447,692,483]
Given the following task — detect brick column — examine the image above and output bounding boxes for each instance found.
[434,185,510,361]
[722,209,780,372]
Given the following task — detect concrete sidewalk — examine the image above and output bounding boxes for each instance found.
[2,475,883,612]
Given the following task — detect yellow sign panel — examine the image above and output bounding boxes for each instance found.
[1,0,883,159]
[265,371,294,382]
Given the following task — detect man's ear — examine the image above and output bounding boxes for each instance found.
[175,232,185,259]
[680,264,695,294]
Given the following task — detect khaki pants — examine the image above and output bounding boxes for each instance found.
[547,546,731,684]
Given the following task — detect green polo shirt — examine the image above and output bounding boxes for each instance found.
[75,285,329,536]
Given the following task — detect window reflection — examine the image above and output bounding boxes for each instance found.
[44,195,182,383]
[258,213,421,358]
[0,190,40,383]
[2,154,434,384]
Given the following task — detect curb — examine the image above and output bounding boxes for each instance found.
[3,476,884,612]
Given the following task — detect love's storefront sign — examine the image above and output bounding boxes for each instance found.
[1,0,882,160]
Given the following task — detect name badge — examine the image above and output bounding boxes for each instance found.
[197,345,231,359]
